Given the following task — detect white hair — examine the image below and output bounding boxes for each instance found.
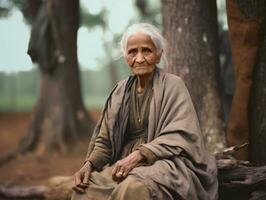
[120,23,168,67]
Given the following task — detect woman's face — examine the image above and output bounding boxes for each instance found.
[125,33,161,77]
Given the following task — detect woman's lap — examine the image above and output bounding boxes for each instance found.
[71,166,151,200]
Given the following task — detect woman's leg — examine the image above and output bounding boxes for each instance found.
[109,175,150,200]
[71,166,117,200]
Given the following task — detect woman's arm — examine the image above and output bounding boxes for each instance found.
[138,133,184,163]
[138,146,158,165]
[85,118,112,171]
[72,118,112,193]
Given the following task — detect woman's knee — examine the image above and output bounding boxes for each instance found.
[121,176,144,191]
[71,191,87,200]
[110,176,150,199]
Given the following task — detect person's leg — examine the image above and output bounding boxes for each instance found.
[109,176,150,200]
[71,166,116,200]
[226,0,261,160]
[71,191,88,200]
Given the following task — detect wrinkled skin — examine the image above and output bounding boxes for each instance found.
[72,33,162,192]
[72,161,92,193]
[126,33,162,91]
[111,151,144,183]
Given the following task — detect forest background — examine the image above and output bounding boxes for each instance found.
[0,0,227,111]
[0,0,234,199]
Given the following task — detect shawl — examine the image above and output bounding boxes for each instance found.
[86,68,218,200]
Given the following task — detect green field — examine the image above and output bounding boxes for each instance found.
[0,95,37,112]
[0,95,106,112]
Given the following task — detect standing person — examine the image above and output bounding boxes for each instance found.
[226,0,263,160]
[72,23,218,200]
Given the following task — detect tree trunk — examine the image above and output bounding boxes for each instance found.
[135,0,148,17]
[162,0,225,152]
[109,62,119,87]
[103,42,119,88]
[19,0,94,154]
[249,22,266,166]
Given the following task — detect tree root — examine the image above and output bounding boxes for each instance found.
[0,176,73,200]
[0,149,20,166]
[0,185,47,199]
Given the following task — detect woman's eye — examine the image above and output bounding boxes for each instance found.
[143,48,152,53]
[128,49,137,55]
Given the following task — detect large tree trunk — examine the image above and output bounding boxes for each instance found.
[19,0,94,154]
[162,0,225,152]
[249,22,266,166]
[232,0,266,165]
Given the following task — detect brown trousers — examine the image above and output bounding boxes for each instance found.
[226,0,261,160]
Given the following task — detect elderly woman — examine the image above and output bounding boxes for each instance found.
[72,23,218,200]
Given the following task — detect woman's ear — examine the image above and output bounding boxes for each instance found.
[156,50,163,64]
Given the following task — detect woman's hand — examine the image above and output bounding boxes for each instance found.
[72,161,93,193]
[112,150,144,183]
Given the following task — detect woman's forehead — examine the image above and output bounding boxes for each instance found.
[127,33,156,48]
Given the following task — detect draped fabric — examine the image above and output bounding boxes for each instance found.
[85,68,218,200]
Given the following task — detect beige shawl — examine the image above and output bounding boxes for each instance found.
[86,68,218,200]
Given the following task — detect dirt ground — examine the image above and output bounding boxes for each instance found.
[0,111,100,188]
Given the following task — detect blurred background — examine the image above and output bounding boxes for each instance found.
[0,0,228,112]
[0,0,236,196]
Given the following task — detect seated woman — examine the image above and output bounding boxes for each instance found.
[72,23,218,200]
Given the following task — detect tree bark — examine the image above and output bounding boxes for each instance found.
[162,0,225,152]
[249,22,266,166]
[217,159,266,200]
[19,0,94,154]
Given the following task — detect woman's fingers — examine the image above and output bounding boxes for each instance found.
[111,166,117,180]
[74,172,82,186]
[122,167,130,178]
[113,161,128,182]
[112,157,140,182]
[117,166,128,180]
[116,171,123,179]
[112,161,120,179]
[78,182,89,188]
[83,170,91,185]
[72,185,85,193]
[72,162,93,193]
[72,173,89,193]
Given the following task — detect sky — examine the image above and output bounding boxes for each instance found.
[0,9,32,73]
[0,0,137,73]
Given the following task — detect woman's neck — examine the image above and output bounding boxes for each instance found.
[136,72,154,93]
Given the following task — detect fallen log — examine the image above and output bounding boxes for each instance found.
[0,176,73,200]
[217,143,266,200]
[217,159,266,200]
[0,185,47,199]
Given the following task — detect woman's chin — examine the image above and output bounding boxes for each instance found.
[132,69,154,77]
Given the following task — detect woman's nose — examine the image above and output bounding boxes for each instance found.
[135,53,145,63]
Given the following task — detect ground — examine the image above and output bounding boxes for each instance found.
[0,111,100,189]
